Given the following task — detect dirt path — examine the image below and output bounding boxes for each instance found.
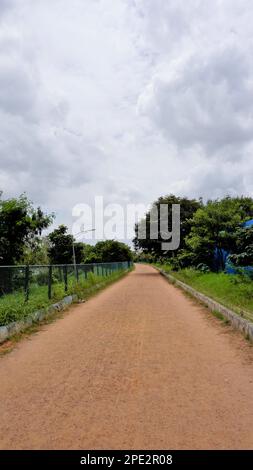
[0,264,253,450]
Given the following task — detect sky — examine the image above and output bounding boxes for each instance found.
[0,0,253,240]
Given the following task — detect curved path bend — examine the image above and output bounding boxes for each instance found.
[0,264,253,449]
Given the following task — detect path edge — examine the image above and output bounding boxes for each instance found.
[156,267,253,343]
[0,294,79,345]
[0,268,133,345]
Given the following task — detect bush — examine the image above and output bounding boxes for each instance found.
[196,263,211,273]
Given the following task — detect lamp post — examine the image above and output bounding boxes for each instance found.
[72,228,95,279]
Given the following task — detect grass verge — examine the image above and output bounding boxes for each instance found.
[156,264,253,323]
[0,268,133,327]
[0,267,133,355]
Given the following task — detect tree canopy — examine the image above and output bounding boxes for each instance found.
[83,240,132,263]
[133,194,253,271]
[180,196,253,270]
[133,194,202,257]
[0,193,53,265]
[20,236,50,265]
[47,225,83,265]
[229,226,253,267]
[1,191,253,271]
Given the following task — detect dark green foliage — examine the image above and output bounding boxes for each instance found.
[183,196,253,270]
[196,263,211,273]
[135,194,253,272]
[133,194,201,258]
[48,225,83,265]
[0,193,53,266]
[20,237,50,265]
[83,240,132,263]
[229,226,253,267]
[95,240,132,262]
[82,244,101,263]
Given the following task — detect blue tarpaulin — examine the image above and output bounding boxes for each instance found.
[224,219,253,274]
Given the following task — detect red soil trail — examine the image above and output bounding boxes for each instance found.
[0,264,253,450]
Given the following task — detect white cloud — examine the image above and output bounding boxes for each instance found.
[138,46,253,156]
[0,0,253,239]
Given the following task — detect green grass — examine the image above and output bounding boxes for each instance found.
[0,269,130,327]
[156,264,253,323]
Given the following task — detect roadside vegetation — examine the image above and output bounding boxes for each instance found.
[156,264,253,323]
[0,192,133,268]
[134,194,253,323]
[0,192,133,329]
[0,268,131,327]
[2,190,253,328]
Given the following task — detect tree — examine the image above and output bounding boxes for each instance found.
[82,244,100,263]
[0,193,53,265]
[229,226,253,267]
[95,240,132,262]
[184,196,253,270]
[82,240,132,264]
[133,194,202,258]
[21,236,50,265]
[48,225,84,265]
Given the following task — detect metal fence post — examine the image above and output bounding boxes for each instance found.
[63,265,68,293]
[24,265,30,302]
[48,265,52,300]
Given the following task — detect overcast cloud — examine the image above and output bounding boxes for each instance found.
[0,0,253,238]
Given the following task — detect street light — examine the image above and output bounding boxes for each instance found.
[72,228,96,279]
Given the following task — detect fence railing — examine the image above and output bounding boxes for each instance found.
[0,261,132,302]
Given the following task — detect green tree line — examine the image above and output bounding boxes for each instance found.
[2,191,253,270]
[0,193,132,265]
[134,194,253,271]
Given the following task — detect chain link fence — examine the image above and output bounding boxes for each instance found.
[0,261,132,302]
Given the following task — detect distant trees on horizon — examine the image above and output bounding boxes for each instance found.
[0,193,132,266]
[134,194,253,272]
[1,191,253,271]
